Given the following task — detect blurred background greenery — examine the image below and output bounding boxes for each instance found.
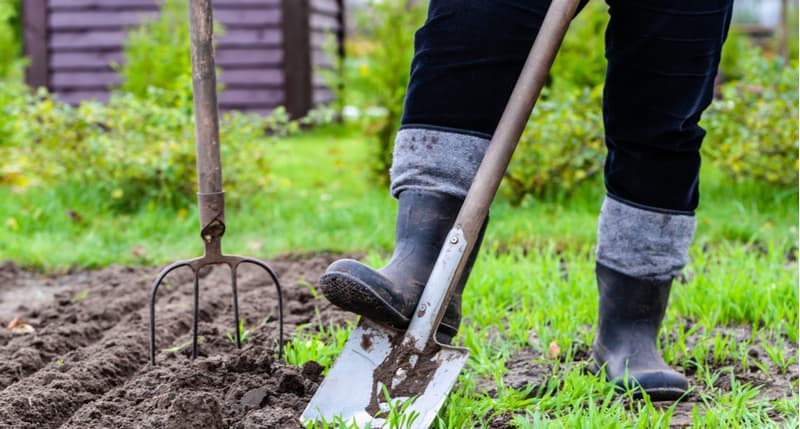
[0,0,797,267]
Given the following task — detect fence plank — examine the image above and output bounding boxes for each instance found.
[51,68,284,90]
[219,88,285,105]
[310,0,339,15]
[282,0,312,118]
[50,9,280,30]
[50,28,282,50]
[23,0,50,88]
[221,69,285,87]
[50,48,283,70]
[51,70,120,89]
[56,90,110,104]
[49,0,280,9]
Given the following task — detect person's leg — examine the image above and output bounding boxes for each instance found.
[321,0,564,343]
[594,0,733,399]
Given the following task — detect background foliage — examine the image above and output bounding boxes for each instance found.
[0,0,796,212]
[0,83,294,212]
[703,51,799,187]
[0,0,22,81]
[0,0,314,213]
[337,0,427,184]
[504,87,605,203]
[118,0,194,108]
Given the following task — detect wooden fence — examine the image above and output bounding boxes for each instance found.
[22,0,344,119]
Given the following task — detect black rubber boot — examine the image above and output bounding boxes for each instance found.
[319,189,485,344]
[591,263,689,401]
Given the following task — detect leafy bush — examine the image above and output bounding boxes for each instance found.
[0,0,22,80]
[340,0,427,184]
[550,1,608,91]
[0,84,293,212]
[702,52,799,187]
[719,28,755,82]
[503,87,604,203]
[118,0,195,107]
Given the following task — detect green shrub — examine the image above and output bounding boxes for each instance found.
[0,0,22,80]
[0,84,293,212]
[504,87,605,204]
[118,0,195,107]
[550,1,608,91]
[702,52,799,187]
[342,0,427,184]
[719,27,755,82]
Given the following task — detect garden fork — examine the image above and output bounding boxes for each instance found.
[148,0,283,365]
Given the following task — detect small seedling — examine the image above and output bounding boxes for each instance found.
[377,385,421,429]
[162,337,205,354]
[226,319,252,345]
[71,288,90,302]
[304,414,365,429]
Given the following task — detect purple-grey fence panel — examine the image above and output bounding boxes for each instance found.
[25,0,341,117]
[308,0,343,108]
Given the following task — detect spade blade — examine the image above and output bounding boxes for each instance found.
[301,318,469,428]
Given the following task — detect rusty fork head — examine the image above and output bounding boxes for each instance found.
[148,0,283,366]
[148,193,284,365]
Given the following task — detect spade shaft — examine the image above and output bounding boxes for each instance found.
[303,0,580,426]
[405,0,581,351]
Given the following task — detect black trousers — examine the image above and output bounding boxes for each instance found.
[401,0,734,213]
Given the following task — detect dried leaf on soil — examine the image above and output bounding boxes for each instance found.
[548,340,561,359]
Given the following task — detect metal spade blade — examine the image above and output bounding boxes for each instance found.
[301,318,468,428]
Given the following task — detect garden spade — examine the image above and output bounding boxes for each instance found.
[302,0,581,426]
[148,0,283,365]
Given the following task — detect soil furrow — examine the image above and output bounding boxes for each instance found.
[0,265,197,389]
[59,254,354,429]
[0,264,261,428]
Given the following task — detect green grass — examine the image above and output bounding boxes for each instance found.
[1,125,795,269]
[2,124,797,427]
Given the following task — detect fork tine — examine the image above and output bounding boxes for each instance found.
[150,261,192,365]
[191,270,200,360]
[240,257,284,359]
[231,263,242,349]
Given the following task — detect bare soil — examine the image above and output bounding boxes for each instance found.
[0,255,795,428]
[0,253,354,429]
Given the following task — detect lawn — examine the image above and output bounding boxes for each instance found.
[1,124,797,427]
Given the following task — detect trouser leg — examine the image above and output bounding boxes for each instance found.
[602,0,734,215]
[598,0,733,280]
[392,0,587,199]
[593,0,733,400]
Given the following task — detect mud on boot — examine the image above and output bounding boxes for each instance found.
[319,189,485,344]
[591,263,689,401]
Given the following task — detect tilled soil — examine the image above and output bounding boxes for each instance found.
[0,256,796,428]
[0,253,354,429]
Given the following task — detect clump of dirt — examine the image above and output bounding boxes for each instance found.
[0,253,355,429]
[366,330,444,416]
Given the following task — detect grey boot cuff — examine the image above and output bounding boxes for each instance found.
[596,195,696,281]
[390,128,490,199]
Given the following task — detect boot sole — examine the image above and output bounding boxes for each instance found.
[319,271,411,330]
[635,386,687,402]
[587,361,688,402]
[319,271,456,343]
